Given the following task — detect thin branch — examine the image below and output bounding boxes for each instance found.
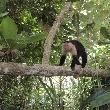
[0,62,109,77]
[42,2,72,65]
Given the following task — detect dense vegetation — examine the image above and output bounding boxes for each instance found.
[0,0,110,110]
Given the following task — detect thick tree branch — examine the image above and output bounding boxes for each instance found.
[0,62,109,77]
[42,2,72,65]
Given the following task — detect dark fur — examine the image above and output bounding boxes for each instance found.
[59,40,87,70]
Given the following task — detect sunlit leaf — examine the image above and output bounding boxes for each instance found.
[0,16,18,39]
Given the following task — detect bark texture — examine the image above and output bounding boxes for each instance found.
[0,62,109,77]
[42,2,72,65]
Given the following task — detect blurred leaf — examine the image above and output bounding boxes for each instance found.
[38,77,53,101]
[6,39,17,49]
[100,27,110,39]
[67,0,80,2]
[28,33,46,43]
[99,10,109,20]
[83,1,94,10]
[0,12,9,18]
[17,33,46,45]
[0,0,7,13]
[0,16,18,39]
[90,92,110,108]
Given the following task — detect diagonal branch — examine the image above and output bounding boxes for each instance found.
[42,2,72,65]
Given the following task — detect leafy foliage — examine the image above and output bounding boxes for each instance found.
[100,27,110,39]
[90,91,110,108]
[0,0,110,110]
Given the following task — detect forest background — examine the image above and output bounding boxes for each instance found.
[0,0,110,110]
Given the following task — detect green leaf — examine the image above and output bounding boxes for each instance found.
[0,12,9,18]
[6,39,17,49]
[66,0,80,2]
[90,92,110,108]
[83,1,94,10]
[17,33,46,45]
[100,10,109,20]
[0,16,18,39]
[0,0,7,12]
[100,27,110,39]
[27,33,46,43]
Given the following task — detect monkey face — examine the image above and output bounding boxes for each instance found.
[62,42,77,56]
[63,42,73,52]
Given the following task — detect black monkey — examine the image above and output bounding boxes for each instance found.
[59,40,87,70]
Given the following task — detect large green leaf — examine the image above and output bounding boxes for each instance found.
[90,92,110,108]
[0,16,18,39]
[27,33,46,43]
[17,33,46,44]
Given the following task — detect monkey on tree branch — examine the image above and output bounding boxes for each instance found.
[59,40,87,71]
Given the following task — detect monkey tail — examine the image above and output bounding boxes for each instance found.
[81,51,87,68]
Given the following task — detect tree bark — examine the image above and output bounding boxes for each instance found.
[42,2,72,65]
[0,62,109,77]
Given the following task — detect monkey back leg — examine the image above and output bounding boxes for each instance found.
[59,55,66,66]
[81,51,87,68]
[71,56,81,70]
